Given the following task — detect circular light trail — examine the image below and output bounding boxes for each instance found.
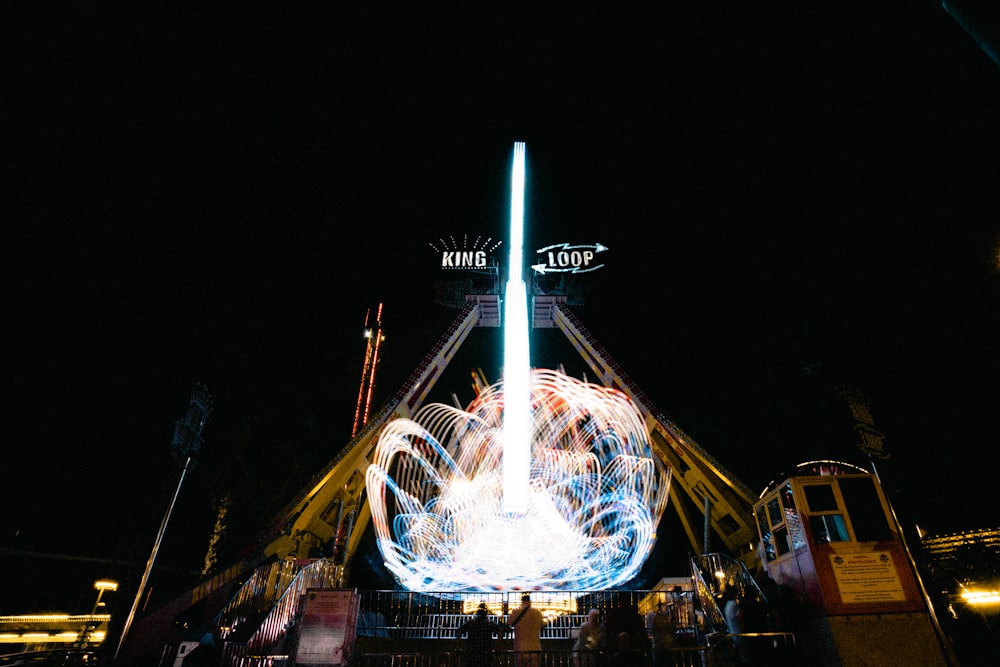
[365,368,671,592]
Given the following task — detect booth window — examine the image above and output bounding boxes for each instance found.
[781,483,806,550]
[756,483,803,560]
[803,483,850,543]
[810,513,850,543]
[839,476,893,542]
[802,478,891,543]
[757,510,776,562]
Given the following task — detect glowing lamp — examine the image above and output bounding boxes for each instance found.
[91,579,118,614]
[961,588,1000,606]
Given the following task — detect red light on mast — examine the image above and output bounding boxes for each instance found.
[352,304,385,437]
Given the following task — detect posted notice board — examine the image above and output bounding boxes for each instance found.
[830,552,907,604]
[292,588,359,666]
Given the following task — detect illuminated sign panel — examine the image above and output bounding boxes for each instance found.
[442,250,488,268]
[430,236,503,270]
[533,243,608,273]
[429,238,609,273]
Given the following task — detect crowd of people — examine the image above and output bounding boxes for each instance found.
[457,589,688,667]
[457,581,796,667]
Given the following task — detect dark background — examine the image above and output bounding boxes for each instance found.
[4,2,998,623]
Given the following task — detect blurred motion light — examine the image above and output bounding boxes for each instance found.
[364,143,670,593]
[961,588,1000,606]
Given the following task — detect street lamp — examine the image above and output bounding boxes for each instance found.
[91,580,118,614]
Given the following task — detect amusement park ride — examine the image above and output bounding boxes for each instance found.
[118,144,954,667]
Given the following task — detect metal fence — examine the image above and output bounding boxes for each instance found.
[159,582,800,667]
[354,590,698,640]
[0,649,104,666]
[352,647,718,667]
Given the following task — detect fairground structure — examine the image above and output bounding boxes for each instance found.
[104,144,957,667]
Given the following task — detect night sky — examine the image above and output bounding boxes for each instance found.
[5,4,999,614]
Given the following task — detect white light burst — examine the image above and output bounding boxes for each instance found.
[364,142,670,592]
[365,369,671,591]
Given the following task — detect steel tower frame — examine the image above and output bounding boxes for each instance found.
[117,292,760,664]
[257,291,758,583]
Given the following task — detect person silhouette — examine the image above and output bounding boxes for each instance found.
[508,593,543,667]
[573,608,603,667]
[459,602,511,667]
[646,599,676,667]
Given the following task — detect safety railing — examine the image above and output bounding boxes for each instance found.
[354,590,696,640]
[352,647,721,667]
[218,559,339,665]
[186,580,801,666]
[353,653,454,667]
[690,553,763,603]
[0,649,105,666]
[222,650,718,667]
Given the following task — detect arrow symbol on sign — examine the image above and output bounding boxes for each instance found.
[532,243,608,274]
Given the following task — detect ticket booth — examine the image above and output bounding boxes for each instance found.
[754,461,952,666]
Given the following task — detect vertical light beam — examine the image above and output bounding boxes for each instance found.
[364,141,670,591]
[503,142,530,513]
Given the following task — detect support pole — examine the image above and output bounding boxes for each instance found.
[114,455,193,662]
[113,384,211,664]
[870,457,960,667]
[703,495,712,554]
[338,510,357,587]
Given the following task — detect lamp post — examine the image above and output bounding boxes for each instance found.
[114,383,212,663]
[91,580,118,614]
